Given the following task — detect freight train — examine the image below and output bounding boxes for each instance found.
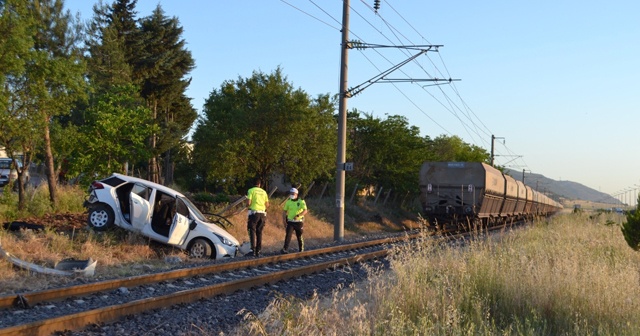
[419,161,562,228]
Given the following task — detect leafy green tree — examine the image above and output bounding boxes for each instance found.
[73,85,155,181]
[282,93,336,185]
[0,0,35,207]
[83,1,195,185]
[80,0,144,180]
[0,1,33,142]
[345,110,491,197]
[347,111,432,193]
[75,0,138,180]
[193,68,336,193]
[49,120,80,183]
[31,0,86,206]
[0,0,32,85]
[171,141,198,190]
[427,135,490,162]
[0,0,85,208]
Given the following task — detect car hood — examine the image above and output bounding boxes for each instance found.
[199,221,240,246]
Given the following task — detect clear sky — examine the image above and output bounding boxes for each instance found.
[65,0,640,198]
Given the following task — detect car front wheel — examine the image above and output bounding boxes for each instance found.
[189,238,214,259]
[88,204,115,231]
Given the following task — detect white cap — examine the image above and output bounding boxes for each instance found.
[289,188,298,194]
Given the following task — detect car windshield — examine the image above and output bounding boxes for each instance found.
[179,196,207,222]
[1,159,22,169]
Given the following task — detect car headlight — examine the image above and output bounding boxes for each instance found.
[214,234,235,247]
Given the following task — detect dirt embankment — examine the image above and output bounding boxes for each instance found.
[2,212,87,232]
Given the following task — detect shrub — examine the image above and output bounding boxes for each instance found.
[0,184,86,221]
[622,208,640,250]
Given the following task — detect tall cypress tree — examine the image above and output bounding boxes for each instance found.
[108,0,138,70]
[136,5,195,184]
[85,3,131,89]
[83,1,195,184]
[85,0,139,90]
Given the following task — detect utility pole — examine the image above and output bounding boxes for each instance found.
[490,135,494,166]
[522,169,531,183]
[490,134,504,166]
[333,2,455,242]
[335,0,350,242]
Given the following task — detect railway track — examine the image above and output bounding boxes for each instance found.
[0,223,518,335]
[0,230,431,335]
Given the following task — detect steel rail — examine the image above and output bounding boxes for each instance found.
[0,249,389,336]
[0,222,521,335]
[0,231,428,309]
[0,218,515,310]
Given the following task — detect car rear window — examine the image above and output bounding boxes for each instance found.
[100,176,126,187]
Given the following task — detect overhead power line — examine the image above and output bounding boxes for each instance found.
[348,3,490,146]
[280,0,340,30]
[283,0,534,175]
[344,44,459,97]
[369,1,532,172]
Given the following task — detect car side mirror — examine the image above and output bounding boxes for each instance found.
[189,220,197,230]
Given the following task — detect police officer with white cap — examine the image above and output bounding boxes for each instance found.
[281,187,308,253]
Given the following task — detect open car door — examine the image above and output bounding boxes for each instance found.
[167,213,189,245]
[130,183,151,232]
[167,198,191,245]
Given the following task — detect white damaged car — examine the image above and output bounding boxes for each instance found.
[84,173,239,259]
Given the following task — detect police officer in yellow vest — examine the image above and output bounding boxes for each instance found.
[246,178,269,257]
[281,188,308,253]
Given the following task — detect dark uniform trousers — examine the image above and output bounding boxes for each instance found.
[283,221,304,252]
[247,213,266,255]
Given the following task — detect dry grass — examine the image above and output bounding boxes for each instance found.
[220,196,419,254]
[222,199,339,254]
[0,190,417,294]
[0,229,174,293]
[232,212,640,335]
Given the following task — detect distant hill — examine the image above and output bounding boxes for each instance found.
[504,168,620,205]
